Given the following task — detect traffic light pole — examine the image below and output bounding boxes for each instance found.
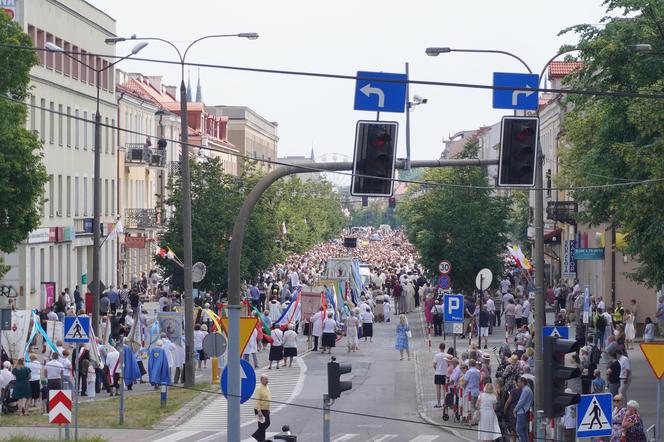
[323,394,331,442]
[226,157,497,442]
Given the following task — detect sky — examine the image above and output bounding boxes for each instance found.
[88,0,610,164]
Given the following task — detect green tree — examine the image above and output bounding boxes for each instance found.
[0,11,49,277]
[558,0,664,286]
[397,141,511,293]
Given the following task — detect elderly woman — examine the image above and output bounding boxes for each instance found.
[622,400,647,441]
[610,395,627,442]
[345,309,360,353]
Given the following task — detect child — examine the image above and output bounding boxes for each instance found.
[592,369,605,393]
[644,317,655,343]
[384,296,391,322]
[86,363,96,401]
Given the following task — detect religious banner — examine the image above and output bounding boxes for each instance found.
[0,310,32,360]
[326,258,353,279]
[41,282,56,308]
[157,311,182,343]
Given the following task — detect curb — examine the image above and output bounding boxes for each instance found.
[154,389,214,430]
[412,309,476,442]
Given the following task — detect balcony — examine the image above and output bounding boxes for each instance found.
[546,201,578,225]
[168,160,180,175]
[124,208,162,229]
[125,143,167,168]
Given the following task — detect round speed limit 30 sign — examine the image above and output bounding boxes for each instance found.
[438,260,451,275]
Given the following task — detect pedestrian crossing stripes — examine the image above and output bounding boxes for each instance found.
[152,430,447,442]
[175,357,306,432]
[329,435,444,442]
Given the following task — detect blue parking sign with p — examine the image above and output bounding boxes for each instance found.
[444,294,464,323]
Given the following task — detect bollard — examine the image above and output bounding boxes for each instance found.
[160,385,167,409]
[211,357,220,384]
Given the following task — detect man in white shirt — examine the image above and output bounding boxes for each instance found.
[432,343,447,408]
[47,307,59,322]
[485,295,496,334]
[617,350,631,402]
[500,277,511,294]
[44,352,64,397]
[522,297,531,325]
[597,296,606,312]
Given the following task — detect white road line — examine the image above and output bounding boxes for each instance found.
[147,431,201,442]
[241,433,276,442]
[196,434,224,442]
[330,435,359,442]
[367,435,399,442]
[409,436,440,442]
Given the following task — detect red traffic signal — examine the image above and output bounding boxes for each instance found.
[498,116,539,187]
[351,121,398,197]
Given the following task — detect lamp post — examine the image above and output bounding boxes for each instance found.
[105,33,258,390]
[45,41,148,335]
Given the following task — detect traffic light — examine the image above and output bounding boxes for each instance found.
[351,121,398,197]
[542,336,581,417]
[498,116,539,187]
[327,359,352,399]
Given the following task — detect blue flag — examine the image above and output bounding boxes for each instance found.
[148,347,170,385]
[123,345,142,386]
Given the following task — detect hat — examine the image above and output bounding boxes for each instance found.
[508,355,519,364]
[482,353,491,361]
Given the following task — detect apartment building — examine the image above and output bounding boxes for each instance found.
[0,0,118,310]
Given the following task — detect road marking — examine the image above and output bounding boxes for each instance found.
[147,431,201,442]
[409,436,440,442]
[331,434,359,442]
[241,433,276,442]
[367,435,399,441]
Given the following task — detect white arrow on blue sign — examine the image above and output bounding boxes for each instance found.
[354,71,407,113]
[443,294,464,323]
[542,326,569,340]
[221,359,256,404]
[577,393,612,438]
[493,72,539,110]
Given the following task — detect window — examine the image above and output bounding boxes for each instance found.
[39,248,45,284]
[111,179,115,215]
[79,50,87,83]
[104,179,109,216]
[74,109,79,148]
[74,176,79,216]
[48,175,54,216]
[102,60,108,90]
[111,119,115,154]
[45,33,54,68]
[36,29,45,65]
[58,104,63,146]
[83,111,88,149]
[30,96,36,132]
[105,117,109,154]
[66,107,71,147]
[83,176,88,215]
[54,38,63,72]
[63,42,71,76]
[40,99,46,142]
[66,176,71,216]
[88,54,95,85]
[49,101,54,144]
[57,175,62,215]
[71,46,79,79]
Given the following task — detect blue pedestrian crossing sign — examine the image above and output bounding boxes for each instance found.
[221,359,256,404]
[577,393,612,438]
[64,316,90,343]
[493,72,539,110]
[354,71,407,113]
[542,326,569,340]
[443,294,464,323]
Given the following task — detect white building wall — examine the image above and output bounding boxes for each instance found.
[0,0,117,311]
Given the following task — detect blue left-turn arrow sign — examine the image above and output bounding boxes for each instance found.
[354,71,407,113]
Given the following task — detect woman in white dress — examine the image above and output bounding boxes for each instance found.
[477,383,501,441]
[624,309,636,350]
[345,309,360,352]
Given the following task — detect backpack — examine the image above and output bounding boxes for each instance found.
[596,314,606,330]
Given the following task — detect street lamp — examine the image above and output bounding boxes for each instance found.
[105,33,258,407]
[45,41,148,335]
[425,46,533,73]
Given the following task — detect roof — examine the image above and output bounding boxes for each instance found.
[548,61,583,78]
[116,80,161,107]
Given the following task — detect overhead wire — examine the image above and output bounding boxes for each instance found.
[5,93,664,194]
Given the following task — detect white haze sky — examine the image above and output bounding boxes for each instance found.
[88,0,610,162]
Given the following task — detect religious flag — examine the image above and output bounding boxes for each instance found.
[148,346,171,385]
[107,220,125,242]
[507,244,533,270]
[123,344,142,386]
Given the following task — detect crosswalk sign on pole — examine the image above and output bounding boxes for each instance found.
[63,316,90,343]
[542,326,569,340]
[577,393,612,438]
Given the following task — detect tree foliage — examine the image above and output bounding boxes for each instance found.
[558,0,664,286]
[0,11,49,277]
[397,141,512,294]
[159,158,345,291]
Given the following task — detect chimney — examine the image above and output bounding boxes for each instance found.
[146,75,162,91]
[163,84,178,101]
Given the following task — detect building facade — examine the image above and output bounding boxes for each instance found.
[1,0,118,310]
[115,71,181,286]
[207,105,279,173]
